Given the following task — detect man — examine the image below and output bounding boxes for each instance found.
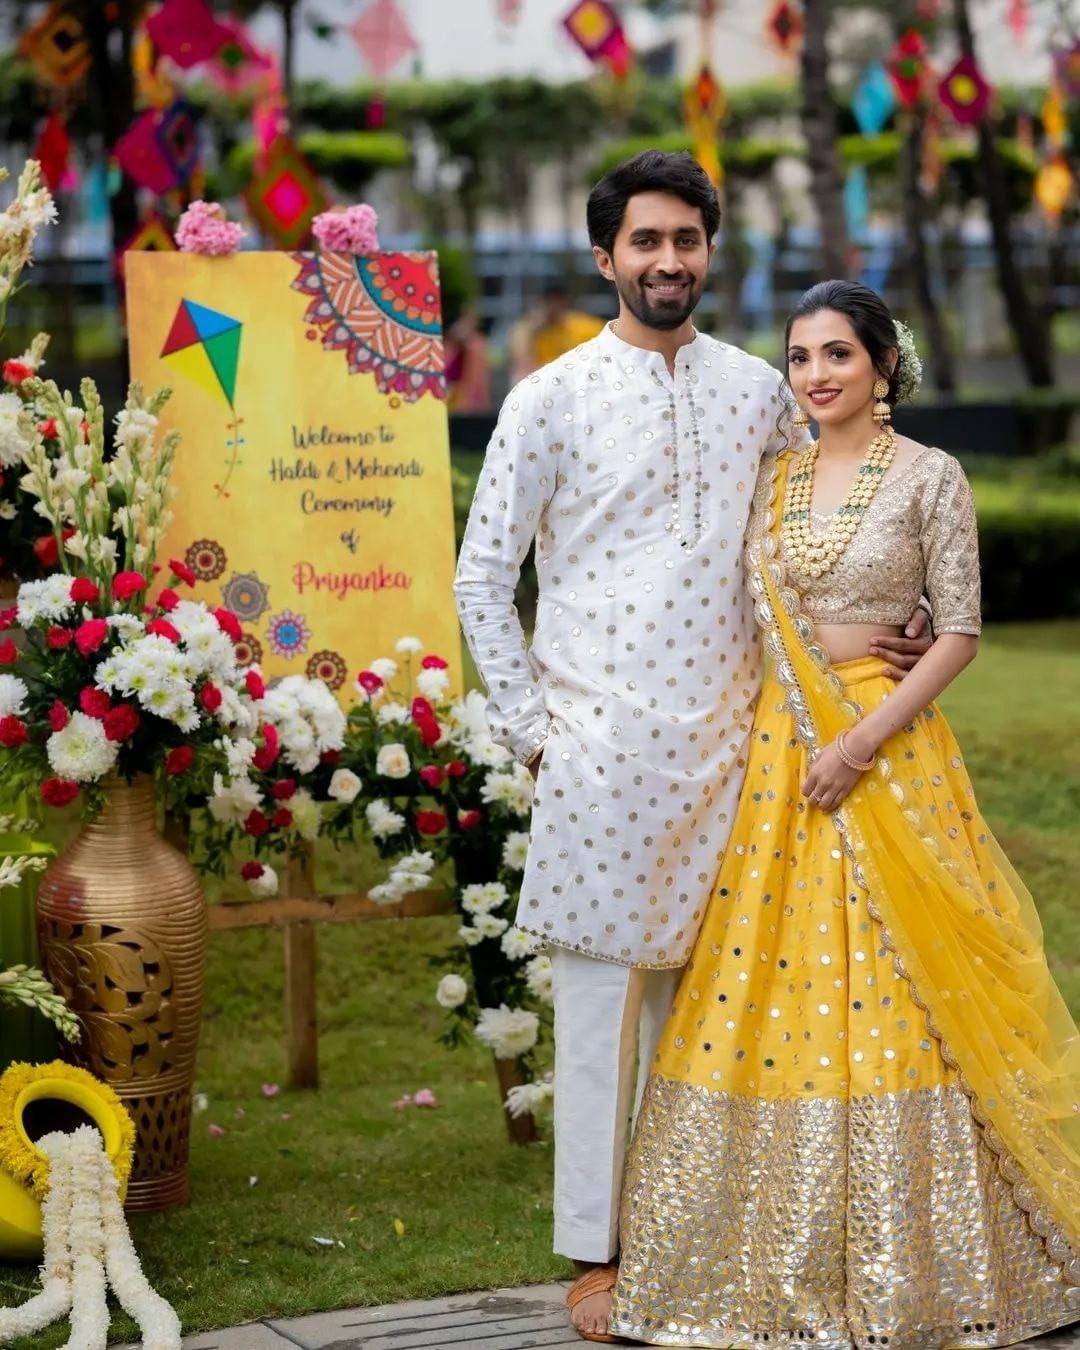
[453,151,928,1342]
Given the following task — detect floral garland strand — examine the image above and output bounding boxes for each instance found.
[0,1126,181,1348]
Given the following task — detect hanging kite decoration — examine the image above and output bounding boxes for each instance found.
[33,113,72,195]
[1007,0,1029,42]
[145,0,230,69]
[348,0,420,81]
[116,212,178,284]
[887,29,930,109]
[244,135,329,249]
[938,53,992,126]
[1053,40,1080,102]
[852,62,897,136]
[205,17,276,96]
[1033,71,1075,225]
[684,64,727,188]
[113,101,201,196]
[18,2,91,88]
[764,0,803,58]
[561,0,633,80]
[161,298,245,497]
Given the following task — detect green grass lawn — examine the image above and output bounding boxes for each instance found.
[3,621,1080,1345]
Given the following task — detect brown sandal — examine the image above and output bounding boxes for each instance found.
[566,1264,621,1343]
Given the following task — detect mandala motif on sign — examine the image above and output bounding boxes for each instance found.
[305,649,347,690]
[291,250,447,402]
[220,570,271,623]
[266,609,312,659]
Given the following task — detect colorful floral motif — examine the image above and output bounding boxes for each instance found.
[184,538,227,582]
[266,609,312,659]
[233,632,263,668]
[305,649,347,690]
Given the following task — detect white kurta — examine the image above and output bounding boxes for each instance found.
[454,324,796,968]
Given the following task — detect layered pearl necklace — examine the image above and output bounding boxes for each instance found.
[781,427,896,578]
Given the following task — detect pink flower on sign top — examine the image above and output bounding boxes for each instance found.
[176,201,246,255]
[311,204,380,254]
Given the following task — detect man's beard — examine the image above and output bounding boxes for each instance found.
[614,272,705,331]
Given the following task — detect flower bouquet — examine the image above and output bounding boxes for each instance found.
[325,638,553,1136]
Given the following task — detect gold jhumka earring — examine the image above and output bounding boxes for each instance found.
[872,378,892,425]
[793,407,811,429]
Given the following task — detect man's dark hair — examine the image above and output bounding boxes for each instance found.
[586,150,722,256]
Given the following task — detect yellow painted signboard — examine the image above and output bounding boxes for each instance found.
[125,251,460,695]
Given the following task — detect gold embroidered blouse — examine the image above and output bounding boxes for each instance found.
[782,445,982,636]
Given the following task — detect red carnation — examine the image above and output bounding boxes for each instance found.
[74,618,108,657]
[103,703,140,742]
[252,723,279,772]
[147,618,181,644]
[157,588,180,612]
[169,559,196,587]
[271,807,293,828]
[38,418,58,440]
[421,655,449,670]
[0,606,16,631]
[415,809,448,836]
[240,860,265,882]
[356,670,384,694]
[271,777,297,800]
[458,809,483,831]
[49,699,70,732]
[244,670,266,700]
[243,809,270,838]
[320,748,341,765]
[199,682,223,713]
[446,759,467,778]
[46,626,73,649]
[112,571,148,601]
[418,765,445,789]
[79,687,111,719]
[41,778,80,808]
[70,577,100,605]
[213,607,241,642]
[165,745,194,776]
[411,696,435,722]
[33,529,75,570]
[0,715,27,747]
[417,716,441,748]
[0,639,17,665]
[3,359,33,386]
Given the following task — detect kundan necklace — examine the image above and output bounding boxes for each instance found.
[781,427,896,578]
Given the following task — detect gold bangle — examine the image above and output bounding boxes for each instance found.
[836,731,875,772]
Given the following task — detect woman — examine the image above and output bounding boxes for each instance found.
[606,281,1080,1349]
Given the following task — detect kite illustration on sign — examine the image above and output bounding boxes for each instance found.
[161,298,245,497]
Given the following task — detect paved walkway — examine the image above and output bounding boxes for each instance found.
[116,1286,1080,1350]
[117,1283,578,1349]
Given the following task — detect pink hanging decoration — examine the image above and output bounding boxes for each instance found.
[348,0,419,81]
[145,0,229,69]
[114,108,179,194]
[204,17,274,95]
[1007,0,1028,42]
[253,95,289,168]
[34,112,71,193]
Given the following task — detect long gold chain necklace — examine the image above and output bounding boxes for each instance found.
[780,427,896,578]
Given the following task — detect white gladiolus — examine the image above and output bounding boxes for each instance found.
[436,974,468,1009]
[0,391,30,469]
[327,767,362,803]
[474,1004,539,1059]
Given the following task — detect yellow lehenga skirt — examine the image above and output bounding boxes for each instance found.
[610,456,1080,1350]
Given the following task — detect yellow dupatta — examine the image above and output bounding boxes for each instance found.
[746,452,1080,1281]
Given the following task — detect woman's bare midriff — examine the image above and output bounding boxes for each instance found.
[815,621,905,665]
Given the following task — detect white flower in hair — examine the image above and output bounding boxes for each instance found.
[892,321,923,404]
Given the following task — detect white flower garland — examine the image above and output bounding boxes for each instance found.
[0,1126,181,1348]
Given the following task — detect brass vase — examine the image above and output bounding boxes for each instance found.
[35,774,207,1212]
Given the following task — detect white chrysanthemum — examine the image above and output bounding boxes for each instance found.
[474,912,509,940]
[474,1004,539,1059]
[394,636,423,655]
[466,734,512,768]
[436,974,468,1009]
[458,924,484,948]
[218,735,256,779]
[369,657,397,681]
[369,880,405,904]
[525,955,554,1004]
[46,711,118,783]
[247,863,278,898]
[0,501,15,521]
[259,675,346,772]
[289,788,322,841]
[502,830,530,871]
[507,765,535,815]
[0,391,30,469]
[505,1076,553,1118]
[395,849,436,877]
[207,773,262,825]
[480,771,517,806]
[461,881,509,916]
[500,926,540,962]
[415,666,450,701]
[366,798,405,840]
[16,574,75,627]
[375,702,411,726]
[327,767,362,803]
[376,743,410,778]
[447,689,490,741]
[0,674,29,717]
[106,614,144,642]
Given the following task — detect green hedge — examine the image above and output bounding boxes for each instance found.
[451,456,1080,624]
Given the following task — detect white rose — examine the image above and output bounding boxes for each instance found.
[436,974,468,1009]
[376,743,410,778]
[327,767,362,804]
[394,636,423,655]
